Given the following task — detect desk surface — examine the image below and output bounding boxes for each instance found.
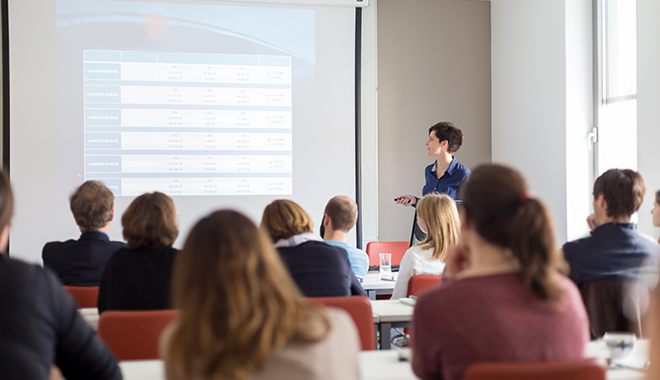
[370,299,414,323]
[362,272,398,290]
[79,308,99,331]
[119,350,417,380]
[119,342,649,380]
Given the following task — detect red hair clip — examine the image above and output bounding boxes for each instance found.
[520,193,531,206]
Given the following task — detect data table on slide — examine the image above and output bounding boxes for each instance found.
[83,50,293,196]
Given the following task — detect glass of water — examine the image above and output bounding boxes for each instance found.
[379,253,392,280]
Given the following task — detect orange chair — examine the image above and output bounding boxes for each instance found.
[97,310,179,360]
[62,285,99,308]
[306,296,375,350]
[402,275,441,347]
[365,241,409,266]
[407,275,442,297]
[463,359,606,380]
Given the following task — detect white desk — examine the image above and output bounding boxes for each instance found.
[79,308,99,331]
[120,360,163,380]
[362,272,397,300]
[586,339,648,380]
[370,299,414,350]
[118,342,649,380]
[119,351,418,380]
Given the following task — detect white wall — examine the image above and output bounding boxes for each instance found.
[490,0,592,244]
[637,0,660,240]
[377,0,492,242]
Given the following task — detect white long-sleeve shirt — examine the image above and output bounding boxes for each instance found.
[390,245,445,300]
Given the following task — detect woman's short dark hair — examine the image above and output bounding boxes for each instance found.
[593,169,645,219]
[428,121,464,154]
[0,171,14,232]
[122,192,178,249]
[460,164,562,302]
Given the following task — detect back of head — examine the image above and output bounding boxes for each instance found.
[166,210,329,380]
[428,121,464,154]
[121,192,178,249]
[416,193,461,262]
[460,164,561,301]
[261,199,314,242]
[323,196,358,232]
[593,169,645,219]
[69,181,114,231]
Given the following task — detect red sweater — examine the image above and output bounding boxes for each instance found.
[412,273,589,380]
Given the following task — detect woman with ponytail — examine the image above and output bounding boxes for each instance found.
[411,164,589,380]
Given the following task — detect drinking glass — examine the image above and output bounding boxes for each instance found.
[379,253,392,280]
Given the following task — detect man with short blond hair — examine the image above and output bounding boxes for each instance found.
[321,196,369,281]
[42,181,124,285]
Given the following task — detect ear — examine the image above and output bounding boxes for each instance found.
[110,209,114,222]
[596,194,607,211]
[440,140,449,149]
[323,214,331,227]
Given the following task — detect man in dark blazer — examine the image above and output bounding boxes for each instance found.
[42,181,124,285]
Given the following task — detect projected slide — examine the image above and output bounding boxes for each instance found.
[84,50,292,196]
[56,0,317,197]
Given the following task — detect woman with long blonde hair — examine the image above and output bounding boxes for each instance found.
[391,192,461,299]
[162,210,360,380]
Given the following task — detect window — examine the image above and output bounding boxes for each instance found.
[594,0,637,174]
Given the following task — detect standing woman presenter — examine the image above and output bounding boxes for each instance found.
[396,122,471,242]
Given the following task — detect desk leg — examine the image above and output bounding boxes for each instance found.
[367,290,376,300]
[379,322,392,350]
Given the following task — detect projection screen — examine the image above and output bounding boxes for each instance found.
[6,0,363,263]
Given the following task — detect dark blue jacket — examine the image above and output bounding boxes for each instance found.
[42,231,125,286]
[563,223,660,286]
[0,255,120,380]
[277,241,366,297]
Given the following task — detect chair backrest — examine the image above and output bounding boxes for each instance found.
[407,275,441,297]
[463,359,606,380]
[579,279,642,339]
[62,285,99,308]
[365,241,409,266]
[97,310,179,360]
[306,296,375,350]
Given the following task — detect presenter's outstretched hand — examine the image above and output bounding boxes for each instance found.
[394,195,416,207]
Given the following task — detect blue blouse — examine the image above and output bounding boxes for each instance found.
[419,157,471,202]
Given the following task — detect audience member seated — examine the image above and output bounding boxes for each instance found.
[391,193,460,299]
[412,164,589,380]
[652,190,660,244]
[162,210,360,380]
[97,192,178,313]
[261,199,366,297]
[562,169,659,286]
[0,172,121,380]
[42,181,124,285]
[321,195,369,282]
